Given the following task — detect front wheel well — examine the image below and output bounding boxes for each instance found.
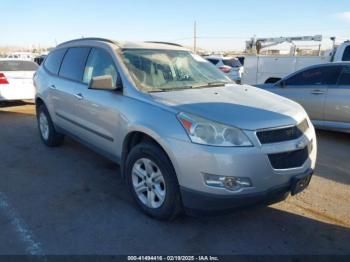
[35,97,45,113]
[121,131,169,178]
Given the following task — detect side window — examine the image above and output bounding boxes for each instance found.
[285,66,342,86]
[83,48,119,85]
[59,47,91,82]
[342,46,350,61]
[337,66,350,85]
[44,48,67,75]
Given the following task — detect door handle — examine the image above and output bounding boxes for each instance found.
[311,89,324,95]
[73,93,84,100]
[49,85,56,90]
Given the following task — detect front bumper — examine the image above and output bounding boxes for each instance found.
[180,168,313,211]
[163,120,317,211]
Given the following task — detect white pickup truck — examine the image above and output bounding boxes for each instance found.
[242,41,350,85]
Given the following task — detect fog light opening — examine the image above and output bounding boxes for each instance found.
[204,174,252,191]
[224,177,238,189]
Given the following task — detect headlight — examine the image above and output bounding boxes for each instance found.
[177,112,252,147]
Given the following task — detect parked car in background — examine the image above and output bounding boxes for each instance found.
[34,55,47,65]
[34,38,316,220]
[242,40,350,85]
[204,55,243,83]
[237,56,245,66]
[3,52,36,61]
[0,60,38,101]
[256,62,350,133]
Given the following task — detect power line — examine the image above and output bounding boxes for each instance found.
[170,36,251,42]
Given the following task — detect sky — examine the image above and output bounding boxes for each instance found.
[2,0,350,51]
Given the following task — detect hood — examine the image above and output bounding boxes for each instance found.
[150,84,306,130]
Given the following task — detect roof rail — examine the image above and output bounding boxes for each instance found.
[57,37,119,47]
[144,41,183,47]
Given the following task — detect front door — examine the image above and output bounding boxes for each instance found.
[268,65,342,121]
[73,47,122,155]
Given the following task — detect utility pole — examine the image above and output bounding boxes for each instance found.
[193,21,197,54]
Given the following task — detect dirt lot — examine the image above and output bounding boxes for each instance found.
[0,102,349,255]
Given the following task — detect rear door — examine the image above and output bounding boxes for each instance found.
[43,48,67,121]
[0,60,38,101]
[267,65,342,121]
[324,65,350,124]
[51,47,91,132]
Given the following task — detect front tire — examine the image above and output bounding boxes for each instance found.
[37,104,64,147]
[125,142,182,220]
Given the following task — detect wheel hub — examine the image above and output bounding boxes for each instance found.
[39,112,49,140]
[131,158,166,209]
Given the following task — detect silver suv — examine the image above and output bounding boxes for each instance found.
[34,38,317,220]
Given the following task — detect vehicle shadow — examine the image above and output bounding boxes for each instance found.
[33,140,350,255]
[0,102,36,117]
[315,130,350,185]
[39,141,350,254]
[0,105,349,254]
[162,204,350,255]
[0,100,34,108]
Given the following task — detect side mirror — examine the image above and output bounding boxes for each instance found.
[89,75,117,90]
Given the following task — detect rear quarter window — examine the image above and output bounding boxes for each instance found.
[44,48,67,75]
[0,61,38,71]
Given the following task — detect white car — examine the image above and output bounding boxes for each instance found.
[3,52,36,61]
[0,60,38,101]
[204,55,243,83]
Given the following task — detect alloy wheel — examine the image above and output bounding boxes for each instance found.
[39,112,49,140]
[131,158,166,209]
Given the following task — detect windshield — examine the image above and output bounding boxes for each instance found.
[121,49,231,92]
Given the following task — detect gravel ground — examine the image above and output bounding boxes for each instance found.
[0,102,349,255]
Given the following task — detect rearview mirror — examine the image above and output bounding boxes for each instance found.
[89,75,116,90]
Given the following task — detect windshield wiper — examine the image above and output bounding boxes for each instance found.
[148,86,194,93]
[147,82,230,93]
[192,81,230,89]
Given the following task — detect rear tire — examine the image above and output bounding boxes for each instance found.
[37,104,64,147]
[125,142,182,220]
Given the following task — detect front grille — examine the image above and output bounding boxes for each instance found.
[268,146,310,169]
[257,119,309,144]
